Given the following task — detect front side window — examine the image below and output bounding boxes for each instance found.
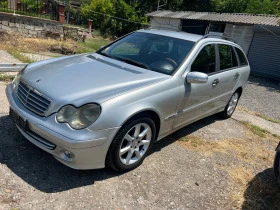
[218,44,238,70]
[97,32,195,75]
[191,44,216,74]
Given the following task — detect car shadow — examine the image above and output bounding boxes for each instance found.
[0,115,122,193]
[242,168,280,210]
[0,113,224,193]
[152,114,224,152]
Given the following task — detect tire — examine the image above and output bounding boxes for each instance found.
[105,116,156,172]
[221,91,240,119]
[274,148,280,182]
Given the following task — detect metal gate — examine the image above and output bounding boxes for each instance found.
[248,25,280,80]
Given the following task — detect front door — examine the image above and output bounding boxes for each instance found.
[173,43,221,128]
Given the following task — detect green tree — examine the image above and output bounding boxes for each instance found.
[81,0,148,36]
[211,0,279,15]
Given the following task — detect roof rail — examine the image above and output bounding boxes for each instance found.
[201,34,236,43]
[147,26,180,31]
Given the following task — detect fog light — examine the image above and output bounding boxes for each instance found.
[59,150,75,162]
[64,151,74,159]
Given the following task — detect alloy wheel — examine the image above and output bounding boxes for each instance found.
[119,123,152,165]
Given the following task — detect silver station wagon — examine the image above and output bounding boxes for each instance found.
[6,29,250,171]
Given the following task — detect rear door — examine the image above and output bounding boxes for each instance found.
[212,44,241,107]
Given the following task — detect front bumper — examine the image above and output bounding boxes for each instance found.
[6,84,120,169]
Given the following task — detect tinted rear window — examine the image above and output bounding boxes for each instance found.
[235,47,248,66]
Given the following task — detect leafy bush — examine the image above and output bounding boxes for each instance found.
[0,0,8,8]
[20,0,43,12]
[80,0,148,36]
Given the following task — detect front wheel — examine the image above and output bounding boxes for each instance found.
[105,116,156,172]
[221,91,240,119]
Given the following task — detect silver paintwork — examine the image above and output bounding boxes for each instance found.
[186,72,208,84]
[6,29,250,169]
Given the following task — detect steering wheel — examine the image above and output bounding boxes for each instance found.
[164,58,178,68]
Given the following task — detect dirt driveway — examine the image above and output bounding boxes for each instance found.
[0,80,280,210]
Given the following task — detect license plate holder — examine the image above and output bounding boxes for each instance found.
[9,108,27,131]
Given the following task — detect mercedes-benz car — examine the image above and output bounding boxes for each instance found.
[6,29,250,171]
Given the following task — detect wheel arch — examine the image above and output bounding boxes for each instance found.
[235,86,243,97]
[120,109,161,140]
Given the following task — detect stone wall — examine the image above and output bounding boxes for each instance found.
[0,12,63,38]
[223,24,254,54]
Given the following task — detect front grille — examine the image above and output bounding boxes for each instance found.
[17,81,51,116]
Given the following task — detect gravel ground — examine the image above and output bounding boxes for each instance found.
[0,107,233,209]
[239,75,280,120]
[0,76,279,209]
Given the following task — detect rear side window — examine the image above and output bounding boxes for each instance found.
[191,44,216,74]
[218,44,238,70]
[235,47,248,66]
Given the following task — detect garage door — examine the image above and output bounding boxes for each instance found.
[248,25,280,80]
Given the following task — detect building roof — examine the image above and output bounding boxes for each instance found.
[146,11,280,26]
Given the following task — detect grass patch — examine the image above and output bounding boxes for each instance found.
[273,134,280,138]
[7,49,35,63]
[178,135,210,149]
[0,74,15,82]
[237,106,280,124]
[240,121,268,137]
[256,113,280,124]
[176,117,280,209]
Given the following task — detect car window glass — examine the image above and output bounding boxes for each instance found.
[99,32,195,75]
[235,47,248,66]
[218,44,235,70]
[231,46,238,67]
[110,39,144,56]
[191,44,216,74]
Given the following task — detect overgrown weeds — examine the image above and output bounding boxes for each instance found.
[0,74,15,82]
[0,32,110,63]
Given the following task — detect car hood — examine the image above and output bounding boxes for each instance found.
[21,53,169,114]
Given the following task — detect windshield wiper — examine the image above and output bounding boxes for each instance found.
[98,52,150,70]
[116,58,151,70]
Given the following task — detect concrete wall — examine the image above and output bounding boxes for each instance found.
[150,17,181,30]
[0,12,63,38]
[223,23,254,54]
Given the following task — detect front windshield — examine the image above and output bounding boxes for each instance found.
[97,32,195,75]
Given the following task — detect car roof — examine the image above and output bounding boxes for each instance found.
[138,29,203,42]
[137,29,237,46]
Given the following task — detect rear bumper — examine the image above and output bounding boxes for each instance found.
[6,84,120,169]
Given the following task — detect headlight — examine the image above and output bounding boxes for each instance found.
[56,104,101,130]
[12,66,26,88]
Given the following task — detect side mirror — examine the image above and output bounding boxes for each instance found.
[186,72,208,84]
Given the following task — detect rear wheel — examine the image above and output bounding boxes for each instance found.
[221,91,240,119]
[106,116,156,172]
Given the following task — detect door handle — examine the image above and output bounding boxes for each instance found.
[212,79,220,86]
[234,73,240,79]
